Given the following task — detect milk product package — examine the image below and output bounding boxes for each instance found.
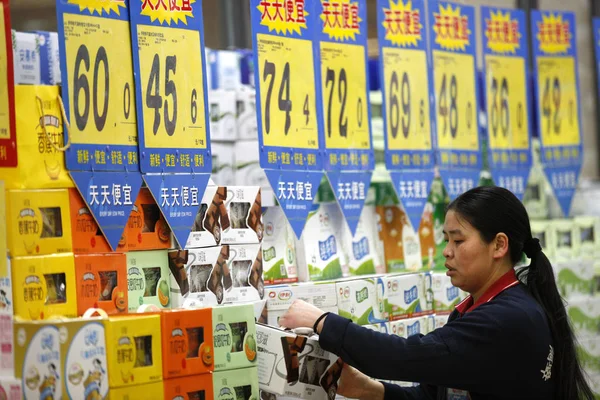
[555,261,595,299]
[211,142,235,186]
[530,220,554,262]
[233,141,273,204]
[209,90,237,141]
[566,296,600,340]
[262,206,298,285]
[34,31,60,85]
[433,314,449,330]
[578,336,600,375]
[389,316,434,338]
[12,31,40,84]
[256,324,342,399]
[432,272,463,314]
[296,204,345,282]
[236,86,258,139]
[336,277,386,325]
[575,216,600,261]
[212,303,257,372]
[186,185,227,248]
[340,206,382,277]
[221,186,263,245]
[551,219,579,262]
[126,250,170,312]
[383,273,433,321]
[207,49,241,90]
[0,311,12,376]
[375,205,422,273]
[363,322,389,334]
[223,244,265,304]
[263,283,338,327]
[0,377,21,400]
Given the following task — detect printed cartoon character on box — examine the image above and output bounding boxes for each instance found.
[22,326,61,399]
[66,324,108,400]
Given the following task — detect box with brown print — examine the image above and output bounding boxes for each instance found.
[120,188,171,251]
[223,244,264,304]
[12,253,77,320]
[68,188,112,254]
[185,185,228,248]
[7,189,73,257]
[221,186,263,245]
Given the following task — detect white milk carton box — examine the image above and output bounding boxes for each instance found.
[209,90,237,141]
[566,296,600,340]
[530,220,554,262]
[256,324,342,399]
[208,49,241,90]
[432,272,462,314]
[236,86,258,140]
[12,31,40,85]
[335,277,386,325]
[362,322,389,334]
[262,206,298,285]
[34,31,60,85]
[433,314,450,330]
[551,219,579,263]
[297,204,345,282]
[574,216,600,261]
[223,243,264,304]
[211,142,235,186]
[555,261,595,300]
[389,316,433,338]
[0,377,21,400]
[340,206,382,277]
[383,273,433,321]
[578,336,600,374]
[233,141,272,203]
[263,283,338,327]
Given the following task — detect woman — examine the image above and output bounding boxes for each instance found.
[280,186,594,399]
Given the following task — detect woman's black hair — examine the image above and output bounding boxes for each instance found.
[447,185,593,400]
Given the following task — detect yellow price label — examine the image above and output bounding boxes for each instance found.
[485,55,528,150]
[536,57,580,147]
[63,14,136,146]
[433,51,478,151]
[137,25,207,149]
[320,42,370,150]
[0,6,9,140]
[257,34,319,149]
[382,47,431,151]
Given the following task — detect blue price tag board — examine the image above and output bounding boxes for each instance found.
[56,0,139,172]
[327,171,372,235]
[314,0,373,172]
[428,1,481,172]
[377,0,434,171]
[389,170,434,231]
[531,10,582,216]
[129,0,211,173]
[594,18,600,103]
[144,173,210,248]
[249,0,323,171]
[71,171,143,250]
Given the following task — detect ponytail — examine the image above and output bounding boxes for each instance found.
[518,246,594,400]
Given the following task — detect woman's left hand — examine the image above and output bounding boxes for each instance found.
[278,299,325,332]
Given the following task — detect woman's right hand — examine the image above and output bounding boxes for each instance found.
[337,363,384,400]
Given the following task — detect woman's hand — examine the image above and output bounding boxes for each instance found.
[278,300,325,332]
[337,364,385,400]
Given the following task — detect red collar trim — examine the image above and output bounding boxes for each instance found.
[455,269,519,315]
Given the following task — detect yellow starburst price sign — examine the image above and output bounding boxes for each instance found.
[57,0,139,171]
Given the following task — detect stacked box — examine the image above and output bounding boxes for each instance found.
[212,303,257,372]
[262,206,298,285]
[431,272,464,315]
[12,31,40,85]
[335,277,386,325]
[340,206,382,277]
[126,250,170,312]
[382,273,433,321]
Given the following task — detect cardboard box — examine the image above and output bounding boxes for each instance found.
[34,31,60,85]
[523,157,549,220]
[57,319,109,399]
[121,188,171,251]
[233,141,270,197]
[263,283,338,327]
[256,324,341,399]
[213,367,259,400]
[126,250,170,312]
[1,85,73,190]
[168,246,228,307]
[69,188,112,254]
[212,303,257,371]
[296,204,345,282]
[12,253,77,320]
[0,311,13,377]
[12,31,40,85]
[336,277,386,325]
[340,206,382,277]
[550,219,579,263]
[209,90,237,141]
[382,273,433,321]
[211,142,235,186]
[161,308,214,379]
[109,381,164,400]
[236,86,258,140]
[432,272,463,315]
[363,322,389,334]
[0,183,5,276]
[530,220,554,262]
[14,322,61,399]
[75,253,128,316]
[567,296,600,340]
[163,373,213,400]
[224,244,264,304]
[433,314,449,330]
[0,257,13,315]
[207,50,241,91]
[262,206,298,285]
[104,314,163,388]
[389,316,434,338]
[575,216,600,261]
[0,377,21,400]
[578,337,600,375]
[555,261,595,300]
[375,205,416,273]
[186,186,228,249]
[7,189,73,257]
[221,186,263,245]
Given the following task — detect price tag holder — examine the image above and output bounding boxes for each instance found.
[428,1,481,172]
[532,10,582,216]
[130,0,211,174]
[481,7,532,200]
[594,18,600,106]
[57,0,139,172]
[315,0,373,171]
[0,0,14,167]
[377,0,433,171]
[250,0,322,171]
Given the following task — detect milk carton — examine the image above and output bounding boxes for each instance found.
[340,206,382,277]
[12,31,40,85]
[383,273,433,321]
[263,283,338,327]
[209,90,237,141]
[432,272,462,314]
[262,206,298,285]
[336,277,386,325]
[566,296,600,340]
[236,86,258,140]
[211,142,235,186]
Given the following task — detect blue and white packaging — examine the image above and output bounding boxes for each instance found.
[208,49,241,90]
[12,31,40,85]
[239,49,255,87]
[236,86,258,140]
[34,31,60,85]
[209,89,237,141]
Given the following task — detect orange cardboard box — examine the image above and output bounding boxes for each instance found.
[75,253,128,316]
[121,188,171,251]
[68,188,113,253]
[163,373,213,400]
[161,308,214,379]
